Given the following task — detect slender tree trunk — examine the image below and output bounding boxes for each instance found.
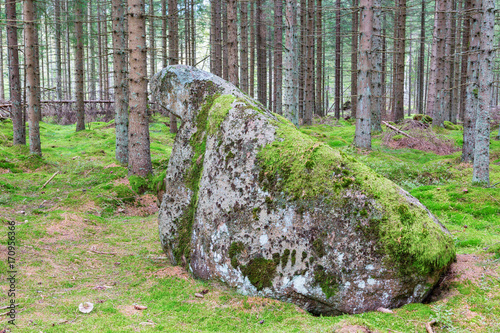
[459,0,471,121]
[354,0,373,149]
[303,0,314,124]
[249,0,255,97]
[351,0,358,118]
[407,32,412,116]
[214,0,222,77]
[128,0,152,176]
[75,0,85,131]
[283,0,298,125]
[256,0,267,106]
[315,0,322,116]
[240,0,249,93]
[268,33,273,110]
[274,0,283,114]
[393,0,406,122]
[6,0,25,144]
[227,0,239,86]
[162,0,168,67]
[472,0,494,186]
[103,7,110,99]
[371,0,382,132]
[98,2,104,99]
[427,0,444,122]
[24,0,41,155]
[462,0,480,163]
[89,0,97,100]
[66,0,72,99]
[381,11,387,120]
[222,0,229,80]
[168,0,178,133]
[149,0,156,76]
[0,27,4,100]
[113,0,129,165]
[448,0,457,122]
[334,0,341,119]
[417,0,425,114]
[299,0,306,119]
[441,0,452,123]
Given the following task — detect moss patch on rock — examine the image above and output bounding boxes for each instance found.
[241,257,277,291]
[314,265,339,299]
[229,241,245,268]
[207,95,236,135]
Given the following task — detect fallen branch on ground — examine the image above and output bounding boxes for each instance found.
[382,121,415,139]
[425,319,436,333]
[41,171,60,190]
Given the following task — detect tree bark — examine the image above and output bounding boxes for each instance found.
[381,11,387,120]
[393,0,406,122]
[112,0,129,165]
[75,0,85,131]
[428,0,446,126]
[315,0,322,116]
[240,0,249,93]
[256,0,267,106]
[459,0,471,122]
[351,0,358,119]
[222,0,228,80]
[462,0,480,163]
[334,0,341,119]
[416,0,425,114]
[168,0,178,133]
[274,0,283,114]
[283,0,298,125]
[6,0,25,144]
[370,0,382,132]
[227,0,239,86]
[303,0,314,124]
[213,0,222,77]
[472,0,494,186]
[24,0,41,155]
[249,0,255,97]
[354,0,373,149]
[0,27,4,100]
[149,0,156,76]
[128,0,152,176]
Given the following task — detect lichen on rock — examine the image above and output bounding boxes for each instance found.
[151,65,455,316]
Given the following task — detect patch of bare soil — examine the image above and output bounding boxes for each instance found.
[117,305,145,317]
[105,163,121,169]
[384,120,460,155]
[426,254,499,302]
[335,325,373,333]
[150,266,191,281]
[123,194,159,217]
[113,177,130,186]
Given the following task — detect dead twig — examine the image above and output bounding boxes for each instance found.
[382,121,415,139]
[0,304,18,310]
[425,319,436,333]
[88,248,117,256]
[41,171,60,190]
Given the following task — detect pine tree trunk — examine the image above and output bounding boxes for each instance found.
[168,0,178,133]
[227,0,239,86]
[24,0,41,155]
[429,0,447,126]
[6,0,25,144]
[88,0,97,100]
[459,0,471,122]
[354,0,373,149]
[268,34,273,111]
[315,0,322,116]
[393,0,406,122]
[128,0,152,176]
[299,0,306,119]
[351,0,358,119]
[472,0,494,186]
[256,0,267,106]
[334,0,341,119]
[103,8,110,99]
[0,28,4,100]
[274,0,283,114]
[448,0,458,122]
[249,0,255,97]
[149,0,156,76]
[65,0,72,99]
[441,0,452,123]
[222,0,228,80]
[371,0,382,132]
[381,11,387,120]
[417,0,425,114]
[162,0,168,67]
[214,0,222,77]
[462,0,479,163]
[113,0,129,165]
[283,0,298,125]
[240,0,249,93]
[303,0,314,124]
[75,0,85,131]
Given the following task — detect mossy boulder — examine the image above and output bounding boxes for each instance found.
[151,65,455,316]
[413,114,433,123]
[443,121,460,131]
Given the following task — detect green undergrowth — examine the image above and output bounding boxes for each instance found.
[0,114,499,332]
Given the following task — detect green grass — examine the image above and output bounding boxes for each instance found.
[0,116,499,332]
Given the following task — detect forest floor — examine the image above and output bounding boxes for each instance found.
[0,115,499,332]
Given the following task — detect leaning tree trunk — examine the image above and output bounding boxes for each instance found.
[24,0,41,155]
[168,0,178,133]
[112,0,129,165]
[128,0,152,176]
[75,0,85,132]
[6,0,25,144]
[472,0,494,186]
[354,0,373,149]
[462,0,480,163]
[283,0,299,125]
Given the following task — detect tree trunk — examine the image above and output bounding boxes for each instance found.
[299,0,306,119]
[24,0,41,155]
[168,0,178,133]
[162,0,167,67]
[472,0,494,186]
[416,0,425,114]
[268,32,273,111]
[448,0,457,122]
[6,0,25,144]
[371,0,382,132]
[315,0,322,116]
[128,0,152,176]
[256,0,267,106]
[381,11,387,120]
[428,0,446,126]
[283,0,299,125]
[462,0,480,163]
[303,0,314,125]
[249,0,255,97]
[227,0,239,86]
[149,0,156,76]
[113,0,129,165]
[0,27,4,100]
[222,0,228,80]
[354,0,373,149]
[65,0,72,99]
[274,0,283,114]
[351,0,358,119]
[214,0,222,77]
[393,0,406,122]
[240,0,249,93]
[75,0,85,131]
[459,0,471,122]
[334,0,341,119]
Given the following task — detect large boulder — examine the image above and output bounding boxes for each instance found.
[151,65,455,315]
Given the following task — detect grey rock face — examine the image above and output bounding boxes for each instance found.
[151,65,455,315]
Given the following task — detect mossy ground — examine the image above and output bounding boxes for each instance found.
[0,115,499,332]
